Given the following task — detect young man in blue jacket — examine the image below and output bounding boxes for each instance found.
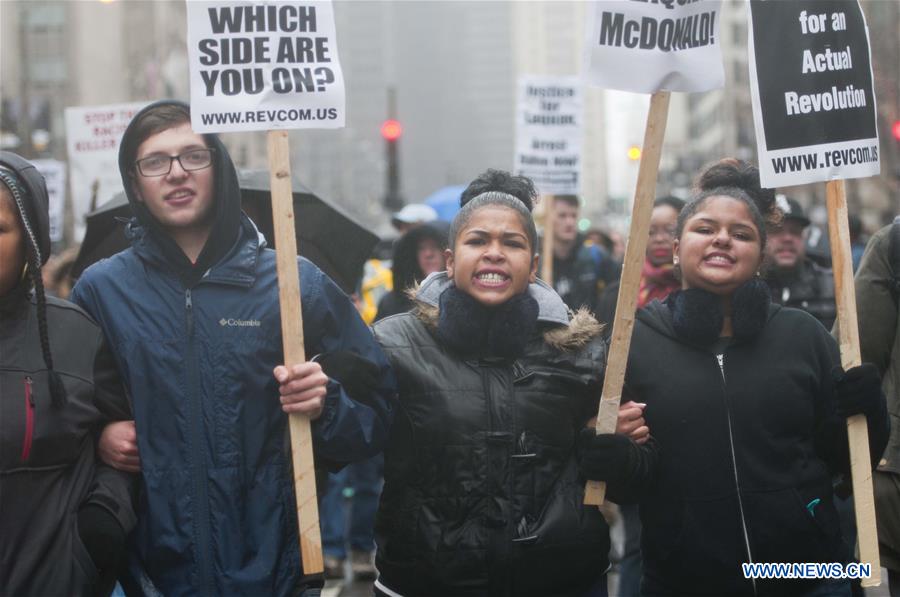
[70,100,396,596]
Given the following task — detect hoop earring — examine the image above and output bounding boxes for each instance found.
[20,262,28,283]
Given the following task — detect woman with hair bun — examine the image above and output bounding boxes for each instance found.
[371,169,643,596]
[606,159,889,595]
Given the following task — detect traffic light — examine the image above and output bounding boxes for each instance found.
[627,145,642,161]
[892,120,900,142]
[381,119,402,142]
[382,119,403,210]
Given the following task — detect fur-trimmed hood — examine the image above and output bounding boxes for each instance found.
[408,271,603,352]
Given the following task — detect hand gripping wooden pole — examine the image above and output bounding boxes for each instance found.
[541,195,556,283]
[584,91,670,506]
[267,130,324,574]
[826,180,881,587]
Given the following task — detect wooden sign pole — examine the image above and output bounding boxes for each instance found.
[584,91,670,506]
[267,130,324,574]
[541,195,556,283]
[826,179,881,587]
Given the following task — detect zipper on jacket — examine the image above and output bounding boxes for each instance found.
[716,353,757,596]
[22,376,34,462]
[185,289,194,336]
[185,289,214,594]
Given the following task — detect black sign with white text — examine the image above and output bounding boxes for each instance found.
[749,0,880,186]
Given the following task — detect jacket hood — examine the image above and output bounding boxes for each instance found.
[118,99,241,285]
[390,221,450,293]
[411,271,602,351]
[0,151,51,265]
[635,299,679,339]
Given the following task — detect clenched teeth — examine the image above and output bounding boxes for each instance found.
[476,273,508,282]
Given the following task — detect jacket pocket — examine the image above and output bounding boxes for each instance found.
[744,486,838,564]
[21,376,34,462]
[646,495,745,580]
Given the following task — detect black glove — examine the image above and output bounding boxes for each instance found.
[77,504,126,571]
[577,428,635,485]
[316,351,380,406]
[833,363,883,419]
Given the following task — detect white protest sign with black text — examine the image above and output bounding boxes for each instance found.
[514,76,584,196]
[749,0,879,187]
[186,0,345,133]
[65,102,147,241]
[584,0,723,93]
[31,159,66,243]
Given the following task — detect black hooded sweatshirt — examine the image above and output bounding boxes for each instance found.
[623,297,888,596]
[0,152,136,596]
[118,100,242,288]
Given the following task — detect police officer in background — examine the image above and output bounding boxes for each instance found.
[764,195,836,329]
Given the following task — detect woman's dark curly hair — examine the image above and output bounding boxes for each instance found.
[676,158,781,251]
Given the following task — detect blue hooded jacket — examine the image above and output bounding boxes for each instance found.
[70,101,396,595]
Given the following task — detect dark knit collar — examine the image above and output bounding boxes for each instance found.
[666,278,772,345]
[436,285,540,359]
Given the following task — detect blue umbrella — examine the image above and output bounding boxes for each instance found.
[423,185,466,222]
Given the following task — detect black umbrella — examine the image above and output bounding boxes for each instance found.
[71,170,378,294]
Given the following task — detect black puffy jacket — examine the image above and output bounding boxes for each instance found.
[626,298,888,596]
[371,274,610,596]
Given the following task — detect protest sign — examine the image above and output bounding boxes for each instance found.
[584,0,723,93]
[64,102,146,241]
[514,76,584,196]
[749,0,880,187]
[186,0,345,133]
[31,159,66,243]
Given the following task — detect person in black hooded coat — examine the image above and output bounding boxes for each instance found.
[586,160,889,596]
[375,220,449,321]
[0,151,136,596]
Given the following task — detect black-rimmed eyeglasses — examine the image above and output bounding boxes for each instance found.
[134,148,215,177]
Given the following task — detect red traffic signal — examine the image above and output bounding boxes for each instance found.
[892,120,900,141]
[381,119,402,142]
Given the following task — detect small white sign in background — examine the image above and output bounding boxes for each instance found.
[64,102,147,241]
[514,75,584,196]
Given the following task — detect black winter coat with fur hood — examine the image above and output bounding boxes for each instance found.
[371,273,610,597]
